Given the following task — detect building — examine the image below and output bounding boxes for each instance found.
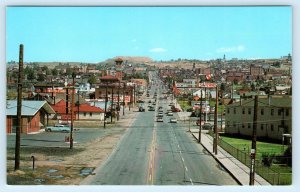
[6,100,55,134]
[225,95,292,141]
[51,99,105,121]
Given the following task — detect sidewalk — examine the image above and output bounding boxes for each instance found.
[190,128,271,185]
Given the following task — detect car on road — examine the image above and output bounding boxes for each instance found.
[46,124,71,132]
[157,117,163,122]
[167,112,173,116]
[157,113,164,117]
[169,118,177,123]
[139,106,145,112]
[148,106,155,111]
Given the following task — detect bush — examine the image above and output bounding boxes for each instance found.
[261,153,275,167]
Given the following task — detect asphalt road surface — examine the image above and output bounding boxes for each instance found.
[86,79,238,185]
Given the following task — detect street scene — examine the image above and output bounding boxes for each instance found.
[5,6,292,189]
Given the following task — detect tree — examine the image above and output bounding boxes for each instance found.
[37,74,45,82]
[66,67,73,76]
[51,68,58,76]
[27,69,35,80]
[88,74,97,86]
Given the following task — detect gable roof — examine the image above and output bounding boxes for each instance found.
[6,100,55,116]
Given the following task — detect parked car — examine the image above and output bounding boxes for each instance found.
[196,121,213,130]
[167,112,174,116]
[46,124,71,132]
[169,118,177,123]
[157,117,163,122]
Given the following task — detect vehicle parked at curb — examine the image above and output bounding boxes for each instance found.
[46,124,71,132]
[157,117,163,122]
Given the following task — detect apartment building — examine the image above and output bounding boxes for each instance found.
[225,95,292,141]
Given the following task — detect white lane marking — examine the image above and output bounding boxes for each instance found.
[189,178,194,185]
[179,151,182,154]
[182,157,185,162]
[185,166,188,171]
[149,174,152,180]
[178,144,180,148]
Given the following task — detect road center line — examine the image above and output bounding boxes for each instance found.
[190,178,194,185]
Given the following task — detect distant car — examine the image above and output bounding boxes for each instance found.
[46,124,71,132]
[169,118,177,123]
[157,117,163,122]
[157,113,163,117]
[139,106,145,112]
[167,112,174,116]
[148,106,155,111]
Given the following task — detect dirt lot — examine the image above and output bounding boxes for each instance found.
[7,110,138,185]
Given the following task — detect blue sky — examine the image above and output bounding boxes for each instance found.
[6,6,292,63]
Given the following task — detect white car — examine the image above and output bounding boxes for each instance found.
[167,112,174,116]
[46,124,71,132]
[169,118,177,123]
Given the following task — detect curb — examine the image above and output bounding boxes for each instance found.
[191,132,242,185]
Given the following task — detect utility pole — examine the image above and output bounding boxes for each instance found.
[198,88,203,143]
[213,85,218,155]
[77,90,80,120]
[70,72,75,149]
[117,81,120,121]
[104,83,108,128]
[249,95,258,185]
[123,82,125,115]
[111,86,114,123]
[15,44,24,170]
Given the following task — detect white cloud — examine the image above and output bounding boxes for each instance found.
[216,45,246,53]
[149,48,167,53]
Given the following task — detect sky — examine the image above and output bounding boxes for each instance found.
[6,6,292,63]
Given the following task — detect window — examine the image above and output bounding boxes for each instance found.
[90,112,92,117]
[286,109,289,116]
[234,108,236,114]
[248,108,251,115]
[261,124,264,130]
[261,109,264,115]
[271,109,274,116]
[271,124,274,131]
[227,108,230,114]
[242,124,245,129]
[84,112,86,117]
[242,108,245,114]
[278,109,282,116]
[248,123,251,129]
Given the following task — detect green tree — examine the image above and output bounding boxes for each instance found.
[66,67,73,76]
[88,74,97,86]
[37,74,45,81]
[51,68,58,76]
[27,69,35,80]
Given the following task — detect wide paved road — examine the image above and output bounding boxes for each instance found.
[86,77,238,185]
[153,100,236,185]
[86,110,153,185]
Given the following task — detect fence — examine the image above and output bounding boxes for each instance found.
[218,138,292,185]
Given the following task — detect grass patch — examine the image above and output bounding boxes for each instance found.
[177,100,191,111]
[219,135,292,185]
[220,136,287,158]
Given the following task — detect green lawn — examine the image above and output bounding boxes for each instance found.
[219,135,292,185]
[177,100,191,111]
[220,136,288,158]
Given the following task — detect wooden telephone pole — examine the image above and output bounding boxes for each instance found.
[15,44,24,170]
[213,85,218,155]
[249,95,258,185]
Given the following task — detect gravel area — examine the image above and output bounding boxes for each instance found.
[7,108,139,185]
